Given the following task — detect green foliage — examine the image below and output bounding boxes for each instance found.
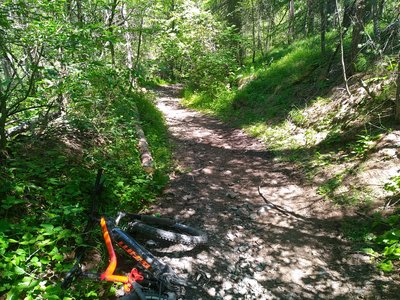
[183,34,335,125]
[317,174,344,198]
[153,1,239,90]
[355,54,369,72]
[0,145,93,299]
[362,214,400,272]
[384,175,400,194]
[288,108,308,127]
[0,66,171,298]
[349,131,381,157]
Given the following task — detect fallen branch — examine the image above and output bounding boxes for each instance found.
[6,111,60,137]
[135,122,154,174]
[132,102,154,174]
[257,186,307,222]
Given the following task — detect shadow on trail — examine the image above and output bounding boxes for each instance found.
[150,85,399,299]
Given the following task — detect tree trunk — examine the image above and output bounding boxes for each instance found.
[265,4,275,53]
[57,46,68,117]
[342,0,356,29]
[121,3,135,89]
[170,0,176,32]
[349,0,366,75]
[258,12,264,57]
[372,0,381,42]
[0,55,11,153]
[76,0,83,24]
[135,15,144,72]
[326,0,337,29]
[378,0,385,18]
[107,0,118,68]
[168,0,177,79]
[0,91,7,154]
[335,0,351,96]
[251,0,256,63]
[227,0,243,63]
[320,1,326,54]
[395,54,400,123]
[226,0,243,64]
[288,0,295,43]
[306,0,314,36]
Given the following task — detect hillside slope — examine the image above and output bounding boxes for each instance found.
[183,40,400,271]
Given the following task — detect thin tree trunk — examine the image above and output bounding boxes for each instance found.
[349,0,366,75]
[170,0,176,32]
[66,0,73,19]
[168,0,176,78]
[372,0,381,42]
[76,0,83,24]
[288,0,295,43]
[327,0,337,28]
[227,0,243,64]
[335,0,351,96]
[378,0,385,18]
[395,54,400,123]
[251,0,256,63]
[265,4,274,53]
[0,56,12,153]
[306,0,314,36]
[258,13,264,57]
[107,0,118,68]
[320,1,326,54]
[0,91,7,153]
[342,0,356,29]
[121,3,135,89]
[135,15,144,72]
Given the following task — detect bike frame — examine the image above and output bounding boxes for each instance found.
[100,217,142,292]
[62,169,190,298]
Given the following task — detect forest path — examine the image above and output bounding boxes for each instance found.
[146,85,397,299]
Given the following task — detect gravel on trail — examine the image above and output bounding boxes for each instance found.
[144,85,399,300]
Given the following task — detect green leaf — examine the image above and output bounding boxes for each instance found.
[14,266,25,275]
[41,224,54,231]
[36,239,54,247]
[1,196,25,209]
[44,285,61,299]
[362,248,376,256]
[15,248,26,256]
[6,288,21,300]
[85,290,98,297]
[377,260,393,272]
[17,276,39,290]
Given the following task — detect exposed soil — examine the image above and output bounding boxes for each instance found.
[145,85,399,299]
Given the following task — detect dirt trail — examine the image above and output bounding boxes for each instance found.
[146,85,398,299]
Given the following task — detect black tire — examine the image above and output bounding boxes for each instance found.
[126,221,208,246]
[120,292,175,300]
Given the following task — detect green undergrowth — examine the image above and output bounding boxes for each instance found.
[183,34,400,271]
[341,210,400,273]
[0,69,172,299]
[183,35,337,120]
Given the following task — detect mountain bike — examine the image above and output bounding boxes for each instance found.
[61,170,208,299]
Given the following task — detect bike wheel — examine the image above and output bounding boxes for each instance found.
[120,291,176,300]
[126,220,208,246]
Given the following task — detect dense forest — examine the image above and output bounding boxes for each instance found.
[1,0,400,299]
